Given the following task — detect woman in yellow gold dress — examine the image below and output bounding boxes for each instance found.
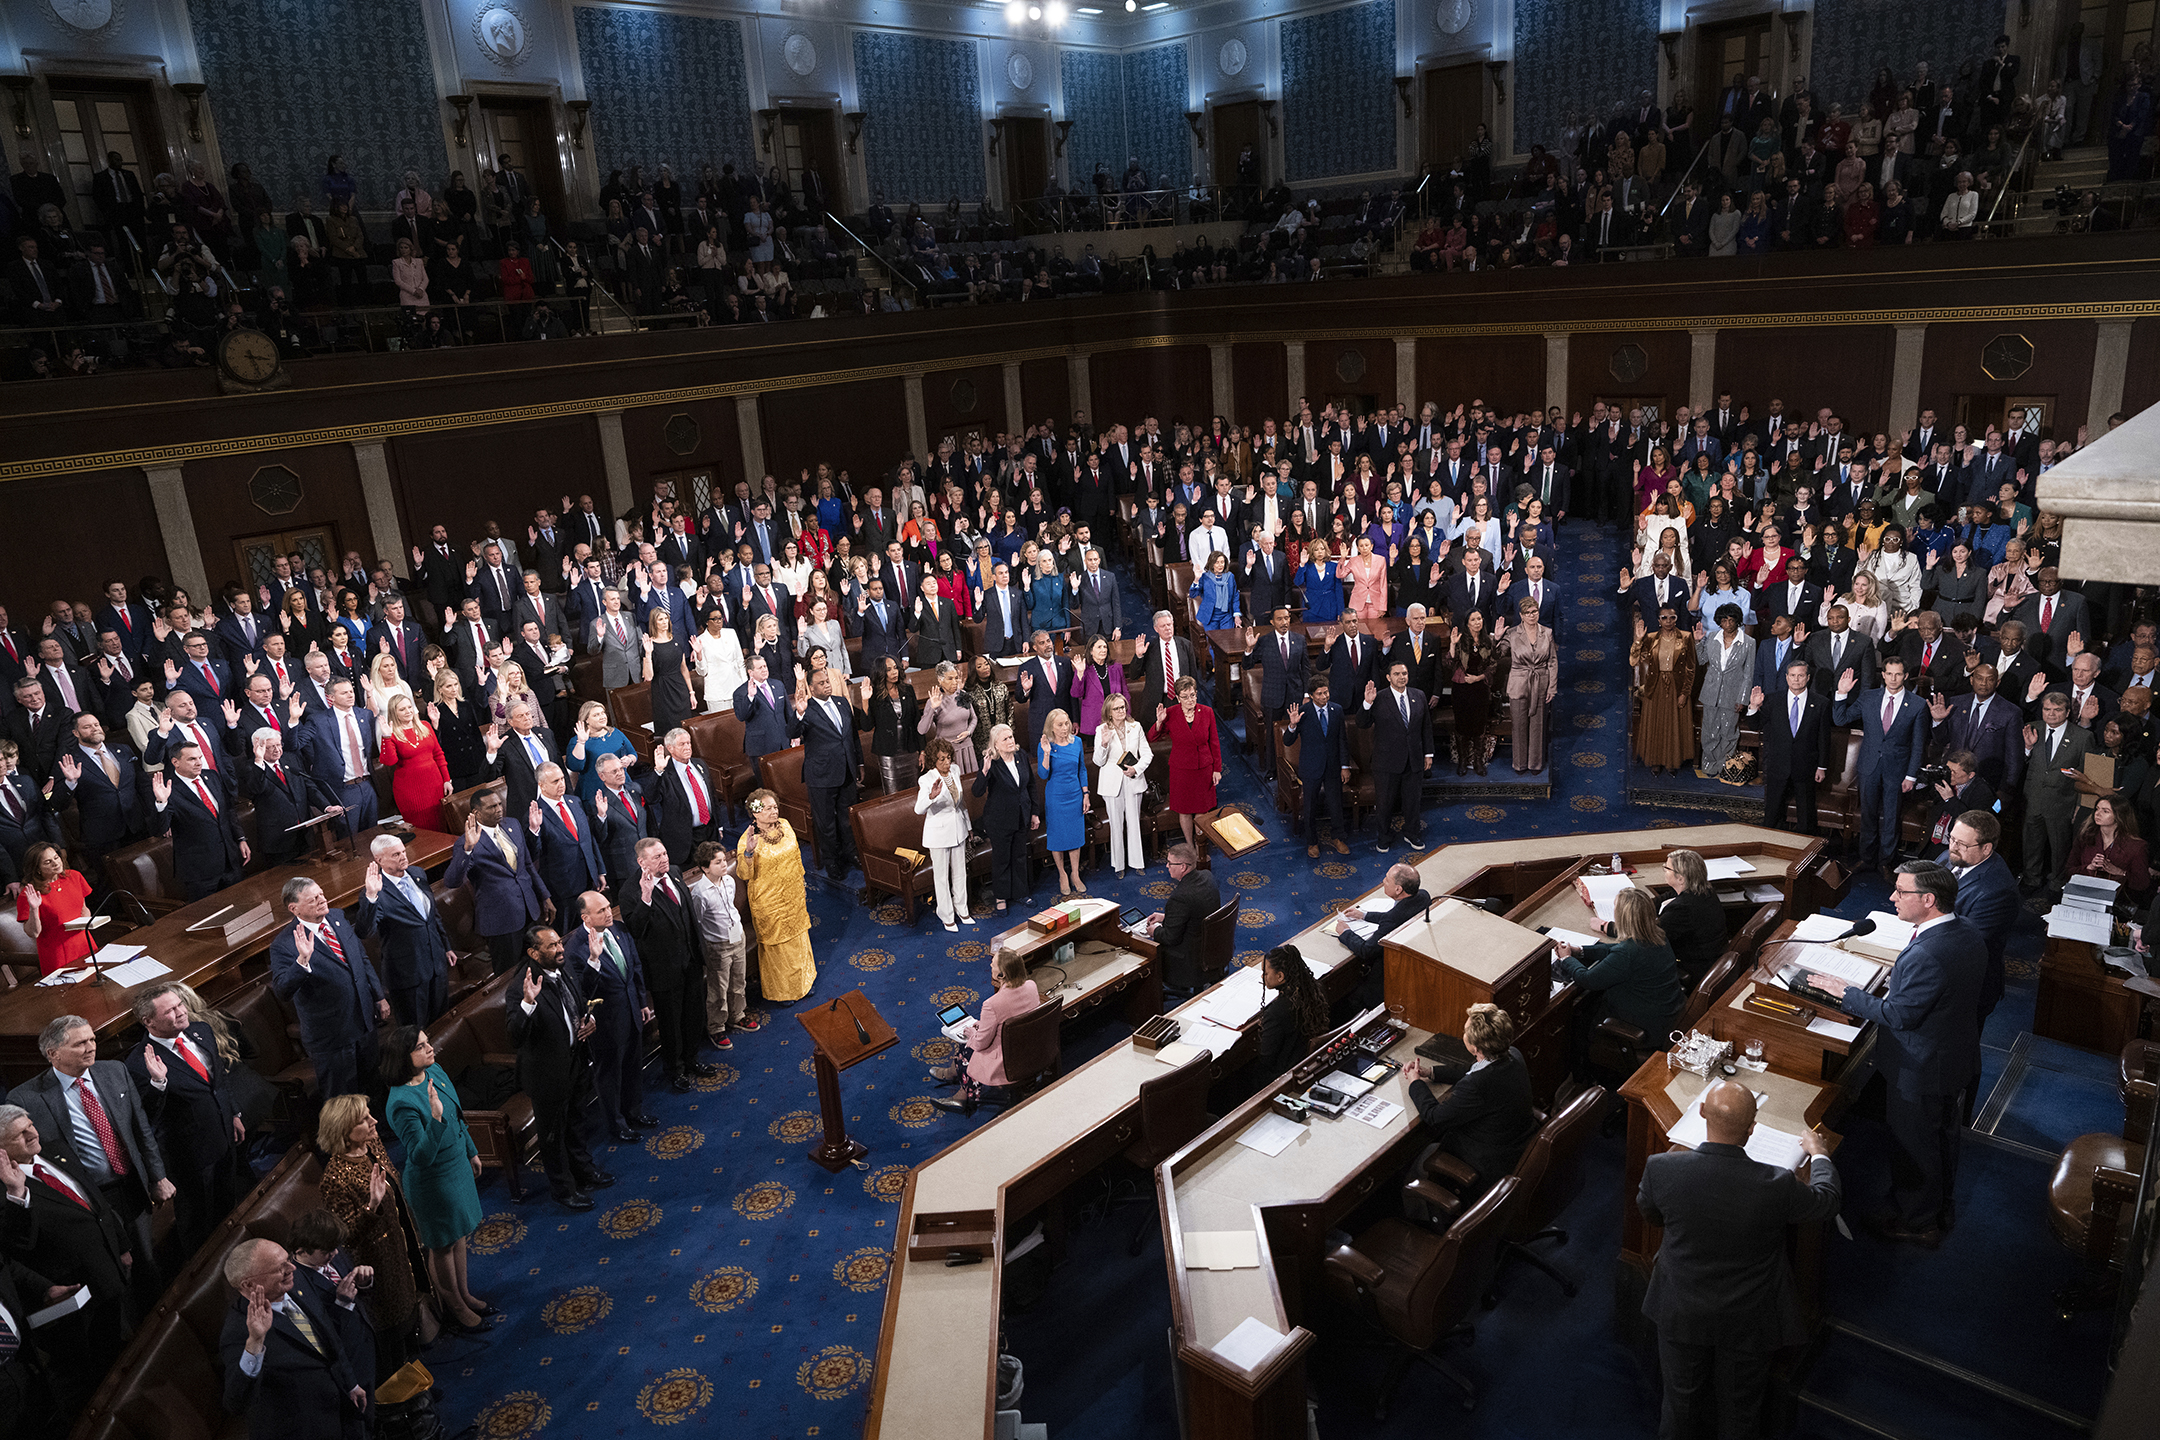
[736,788,816,1003]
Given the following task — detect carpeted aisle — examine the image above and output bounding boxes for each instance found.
[433,521,2104,1440]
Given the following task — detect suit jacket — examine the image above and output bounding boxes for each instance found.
[971,754,1037,834]
[58,740,146,849]
[2023,721,2092,818]
[565,923,650,1055]
[507,962,592,1111]
[1337,887,1430,966]
[1386,628,1445,699]
[1837,915,1985,1098]
[218,1291,367,1440]
[1755,686,1836,781]
[912,597,964,668]
[1953,851,2019,1018]
[124,1020,240,1172]
[857,596,910,672]
[1071,570,1123,638]
[1282,701,1349,781]
[530,792,606,905]
[268,911,387,1062]
[732,679,793,757]
[1156,868,1221,990]
[152,765,247,886]
[212,614,271,673]
[1831,686,1931,785]
[298,707,377,792]
[174,656,236,707]
[620,870,700,982]
[1934,692,2024,790]
[2046,681,2119,733]
[1251,628,1309,709]
[2010,589,2089,660]
[1754,578,1822,629]
[588,784,650,887]
[796,691,868,788]
[1131,638,1201,725]
[1325,632,1383,708]
[445,821,548,936]
[0,768,64,868]
[1752,637,1808,698]
[491,726,560,818]
[1359,685,1434,775]
[508,592,566,647]
[979,586,1029,657]
[238,754,339,865]
[641,756,722,862]
[351,873,453,996]
[1407,1047,1542,1186]
[8,1061,169,1199]
[1638,1143,1842,1349]
[1802,629,1878,698]
[1443,572,1502,630]
[1243,549,1294,620]
[0,1149,134,1301]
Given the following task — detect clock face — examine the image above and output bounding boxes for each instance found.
[220,328,281,384]
[51,0,115,30]
[1436,0,1474,37]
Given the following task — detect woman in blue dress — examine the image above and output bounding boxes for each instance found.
[1295,540,1346,624]
[1026,551,1068,632]
[380,1024,492,1334]
[1037,707,1089,895]
[563,700,638,803]
[992,511,1030,570]
[1190,551,1241,632]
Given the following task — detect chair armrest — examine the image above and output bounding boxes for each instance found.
[1404,1178,1465,1228]
[1322,1243,1386,1292]
[1421,1150,1479,1192]
[1596,1016,1650,1050]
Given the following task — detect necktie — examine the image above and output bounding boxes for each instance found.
[524,733,544,765]
[34,1162,88,1210]
[316,922,349,964]
[97,749,119,786]
[685,765,710,824]
[611,787,636,822]
[190,722,217,769]
[2049,727,2062,759]
[401,874,430,915]
[2041,597,2055,632]
[1790,694,1802,734]
[493,827,518,869]
[0,783,18,820]
[242,617,255,646]
[0,1290,17,1364]
[75,1079,129,1176]
[1882,696,1895,731]
[192,776,216,814]
[282,1298,326,1355]
[171,1032,210,1082]
[341,712,364,779]
[198,661,219,695]
[556,800,578,840]
[602,930,628,977]
[612,615,626,645]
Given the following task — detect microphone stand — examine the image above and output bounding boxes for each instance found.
[834,993,870,1046]
[76,889,153,986]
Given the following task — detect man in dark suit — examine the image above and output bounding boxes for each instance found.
[1358,660,1434,851]
[1324,616,1382,712]
[212,595,269,674]
[1332,863,1433,1011]
[123,983,246,1257]
[372,597,427,689]
[1637,1080,1841,1437]
[1443,549,1502,631]
[92,583,153,664]
[0,1107,138,1401]
[1402,1001,1542,1197]
[268,878,391,1099]
[509,925,612,1211]
[2020,691,2090,890]
[485,700,559,821]
[443,788,549,975]
[1807,863,1982,1244]
[565,890,656,1139]
[0,1232,70,1438]
[1831,657,1932,877]
[169,632,234,709]
[1927,663,2023,791]
[1750,617,1806,700]
[237,729,343,868]
[1242,533,1293,621]
[0,738,63,876]
[1248,608,1310,769]
[54,712,147,868]
[442,598,498,700]
[2,679,69,784]
[146,740,250,900]
[507,572,565,651]
[978,565,1028,658]
[1755,556,1822,630]
[1068,548,1124,639]
[1281,680,1350,857]
[1130,612,1201,731]
[1386,609,1447,704]
[1801,606,1878,699]
[2010,568,2089,665]
[1015,631,1077,754]
[588,754,650,900]
[1882,612,1966,700]
[1623,553,1694,631]
[2047,651,2117,734]
[855,577,910,676]
[352,834,453,1027]
[528,763,606,913]
[297,681,380,834]
[620,838,714,1092]
[1942,810,2020,1039]
[791,670,870,883]
[911,588,964,669]
[1747,657,1834,835]
[1142,845,1220,996]
[643,729,723,868]
[218,1238,369,1440]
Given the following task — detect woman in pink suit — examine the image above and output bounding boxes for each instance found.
[1149,673,1222,851]
[1343,534,1388,621]
[929,948,1042,1114]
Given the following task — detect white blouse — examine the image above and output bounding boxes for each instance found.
[913,767,972,849]
[1091,720,1150,798]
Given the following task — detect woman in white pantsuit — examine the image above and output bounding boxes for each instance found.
[914,738,974,930]
[1092,693,1150,878]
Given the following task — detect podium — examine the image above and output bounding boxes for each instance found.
[798,989,898,1172]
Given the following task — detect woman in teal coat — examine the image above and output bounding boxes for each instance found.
[381,1025,497,1334]
[1551,888,1688,1053]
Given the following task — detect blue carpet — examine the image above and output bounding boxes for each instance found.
[419,522,2105,1440]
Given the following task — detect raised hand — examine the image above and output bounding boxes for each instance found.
[164,658,180,685]
[2026,672,2048,703]
[293,923,315,970]
[150,772,172,806]
[593,789,609,821]
[522,965,543,1006]
[639,870,658,903]
[2023,722,2039,749]
[222,699,242,728]
[2066,630,2084,657]
[244,1285,276,1347]
[1364,680,1378,704]
[1132,634,1149,659]
[1750,685,1765,710]
[1929,692,1951,721]
[1284,701,1301,725]
[288,695,308,725]
[141,1042,167,1086]
[1836,668,1857,697]
[529,800,545,833]
[425,1078,443,1123]
[463,809,482,848]
[464,559,479,582]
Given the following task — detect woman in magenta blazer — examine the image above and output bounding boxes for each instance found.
[930,949,1042,1114]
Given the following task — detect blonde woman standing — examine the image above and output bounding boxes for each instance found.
[914,738,973,931]
[1092,692,1149,877]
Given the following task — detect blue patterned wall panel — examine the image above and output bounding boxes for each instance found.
[1511,0,1658,155]
[1281,1,1398,180]
[1122,42,1192,188]
[1061,49,1128,188]
[854,32,988,205]
[574,8,756,181]
[1808,0,2005,115]
[190,0,446,210]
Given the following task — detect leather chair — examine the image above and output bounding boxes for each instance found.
[0,905,35,989]
[850,789,934,920]
[687,711,754,822]
[1200,888,1240,990]
[2048,1040,2157,1309]
[429,973,539,1199]
[1586,948,1742,1076]
[1424,1085,1607,1298]
[103,835,184,913]
[570,652,606,703]
[1321,1175,1520,1417]
[609,682,657,765]
[1731,900,1784,970]
[441,777,507,838]
[224,977,317,1122]
[758,744,820,869]
[982,994,1064,1106]
[1120,1051,1216,1254]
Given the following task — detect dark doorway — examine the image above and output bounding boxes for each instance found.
[45,78,167,255]
[1696,17,1774,130]
[780,108,845,216]
[1001,117,1048,211]
[1420,64,1484,182]
[477,97,569,228]
[1211,100,1263,192]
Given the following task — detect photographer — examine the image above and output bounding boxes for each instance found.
[1923,749,1995,859]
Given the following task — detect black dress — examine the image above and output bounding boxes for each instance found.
[650,638,693,737]
[433,697,490,789]
[1659,889,1728,988]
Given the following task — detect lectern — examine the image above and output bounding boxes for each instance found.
[798,988,898,1172]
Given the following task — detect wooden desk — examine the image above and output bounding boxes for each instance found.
[2035,933,2144,1056]
[1701,923,1875,1082]
[1617,1054,1842,1335]
[985,898,1162,1027]
[0,827,455,1081]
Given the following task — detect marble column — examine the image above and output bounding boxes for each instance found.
[1395,338,1418,413]
[1003,362,1025,436]
[350,441,404,567]
[595,409,633,516]
[1886,324,1928,434]
[1068,352,1092,425]
[735,395,765,484]
[1688,328,1718,414]
[143,464,209,604]
[1285,341,1306,415]
[1209,342,1234,418]
[1544,333,1569,417]
[2088,320,2134,437]
[904,369,929,460]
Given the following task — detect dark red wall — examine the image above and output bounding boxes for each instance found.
[1415,335,1543,417]
[758,377,908,491]
[1230,342,1286,426]
[1566,330,1691,418]
[0,468,164,619]
[2122,319,2160,422]
[1090,344,1211,429]
[622,397,745,492]
[1919,320,2095,441]
[924,362,1005,444]
[1714,325,1896,435]
[1019,358,1069,430]
[387,416,604,547]
[185,443,368,592]
[1303,338,1395,416]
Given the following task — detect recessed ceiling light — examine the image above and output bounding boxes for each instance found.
[1005,1,1024,17]
[1140,3,1170,10]
[1076,5,1102,11]
[1027,3,1042,17]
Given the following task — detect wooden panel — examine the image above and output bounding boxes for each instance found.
[759,377,908,493]
[185,443,368,593]
[1018,357,1069,432]
[1714,325,1896,436]
[0,468,164,620]
[1568,330,1691,418]
[1415,334,1544,415]
[1090,344,1211,429]
[621,397,745,493]
[1919,319,2095,441]
[387,416,605,551]
[924,362,1005,446]
[2121,318,2160,422]
[1302,338,1394,416]
[1230,341,1288,426]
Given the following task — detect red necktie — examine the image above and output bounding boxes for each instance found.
[192,777,217,814]
[2041,598,2054,632]
[35,1163,89,1210]
[1922,642,1936,669]
[171,1033,210,1082]
[316,923,349,965]
[74,1080,129,1177]
[199,661,220,695]
[686,766,710,824]
[661,877,678,905]
[556,800,578,840]
[191,723,218,770]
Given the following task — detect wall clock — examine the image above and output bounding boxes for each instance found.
[217,327,289,394]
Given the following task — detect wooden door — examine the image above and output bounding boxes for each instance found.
[1595,394,1670,429]
[44,79,165,250]
[233,527,338,593]
[1696,19,1773,130]
[1211,101,1264,187]
[1002,118,1048,211]
[1420,64,1484,179]
[780,110,845,216]
[478,98,568,227]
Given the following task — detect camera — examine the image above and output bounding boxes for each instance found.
[1917,763,1951,786]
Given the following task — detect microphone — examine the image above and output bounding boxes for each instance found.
[1835,917,1876,942]
[836,994,869,1046]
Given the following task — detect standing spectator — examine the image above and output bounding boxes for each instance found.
[314,1096,422,1370]
[2021,692,2091,892]
[973,725,1038,913]
[354,834,452,1027]
[378,1027,491,1333]
[443,789,548,976]
[1149,675,1220,852]
[1359,659,1433,852]
[508,926,612,1212]
[269,879,392,1099]
[1091,693,1148,878]
[686,843,755,1047]
[1283,680,1352,857]
[1637,1081,1839,1438]
[1630,609,1698,775]
[1036,709,1089,896]
[736,791,816,1003]
[1747,657,1835,836]
[914,740,974,931]
[124,983,246,1257]
[1449,608,1498,776]
[14,842,92,977]
[619,838,712,1092]
[217,1237,370,1440]
[565,891,656,1142]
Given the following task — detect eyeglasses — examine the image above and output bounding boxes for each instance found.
[1890,886,1921,897]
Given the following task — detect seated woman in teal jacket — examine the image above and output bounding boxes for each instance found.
[1552,887,1688,1046]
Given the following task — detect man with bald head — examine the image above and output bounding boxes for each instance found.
[1637,1080,1839,1440]
[219,1236,368,1440]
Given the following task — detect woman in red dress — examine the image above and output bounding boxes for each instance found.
[16,841,94,978]
[1148,674,1223,851]
[379,693,452,832]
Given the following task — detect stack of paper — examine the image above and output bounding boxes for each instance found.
[1545,927,1605,950]
[1806,1014,1863,1043]
[1183,1232,1261,1270]
[1319,1070,1376,1098]
[2046,905,2114,944]
[1345,1094,1405,1129]
[1741,883,1784,902]
[1788,913,1852,943]
[1179,1018,1245,1055]
[1233,1112,1304,1157]
[1153,1041,1210,1068]
[1702,856,1757,880]
[1666,1091,1809,1168]
[1199,967,1268,1028]
[1578,874,1637,921]
[2062,876,2120,911]
[1212,1316,1290,1371]
[1843,912,1915,962]
[1337,919,1379,941]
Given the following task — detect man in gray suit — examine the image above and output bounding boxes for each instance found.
[2019,690,2091,891]
[590,588,642,691]
[1637,1080,1839,1440]
[10,1015,175,1308]
[1068,546,1124,639]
